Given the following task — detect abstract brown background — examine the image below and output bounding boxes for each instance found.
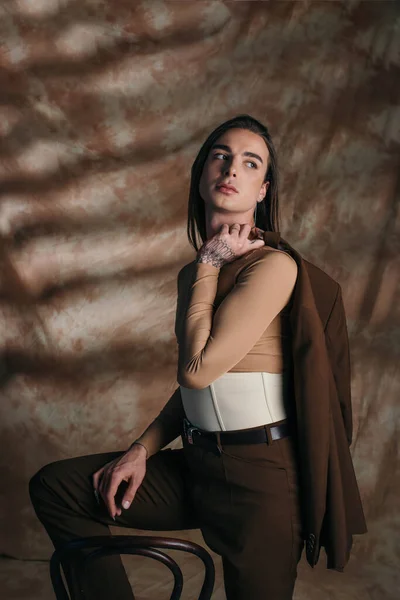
[0,1,399,598]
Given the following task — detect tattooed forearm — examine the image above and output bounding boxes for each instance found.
[196,238,237,268]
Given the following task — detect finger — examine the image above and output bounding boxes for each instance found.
[92,468,103,491]
[121,478,140,511]
[98,470,109,503]
[220,223,229,233]
[249,238,266,247]
[238,223,252,240]
[104,474,122,520]
[92,469,106,506]
[248,229,264,240]
[251,226,264,238]
[229,223,241,237]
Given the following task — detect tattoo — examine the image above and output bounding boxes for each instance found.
[196,238,236,268]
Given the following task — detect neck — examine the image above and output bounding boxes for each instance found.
[204,207,256,240]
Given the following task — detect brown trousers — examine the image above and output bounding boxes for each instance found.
[29,428,304,600]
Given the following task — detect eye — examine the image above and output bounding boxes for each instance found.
[246,160,257,169]
[212,153,257,169]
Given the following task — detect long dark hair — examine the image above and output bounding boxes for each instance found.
[187,114,280,252]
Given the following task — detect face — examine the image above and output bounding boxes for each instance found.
[199,128,270,218]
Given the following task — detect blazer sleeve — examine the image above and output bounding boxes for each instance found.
[324,284,353,445]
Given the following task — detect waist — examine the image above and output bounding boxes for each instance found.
[179,371,290,432]
[182,416,292,455]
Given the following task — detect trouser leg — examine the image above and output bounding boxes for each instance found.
[182,434,304,600]
[29,448,199,600]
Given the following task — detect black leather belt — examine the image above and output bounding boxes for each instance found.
[182,417,291,456]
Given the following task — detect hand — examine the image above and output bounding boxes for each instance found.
[197,223,265,268]
[92,445,147,520]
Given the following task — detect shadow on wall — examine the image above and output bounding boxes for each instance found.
[0,3,398,586]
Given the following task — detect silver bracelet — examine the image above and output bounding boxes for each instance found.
[129,441,148,458]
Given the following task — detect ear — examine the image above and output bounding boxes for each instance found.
[259,181,270,200]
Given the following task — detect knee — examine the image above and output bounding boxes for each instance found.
[28,461,62,504]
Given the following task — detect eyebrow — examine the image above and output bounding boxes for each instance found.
[210,143,264,165]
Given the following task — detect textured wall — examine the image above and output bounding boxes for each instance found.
[0,0,399,597]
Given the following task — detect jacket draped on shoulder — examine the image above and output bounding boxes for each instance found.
[263,230,367,571]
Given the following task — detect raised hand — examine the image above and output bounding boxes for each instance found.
[196,223,265,268]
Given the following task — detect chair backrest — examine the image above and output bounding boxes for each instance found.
[50,534,215,600]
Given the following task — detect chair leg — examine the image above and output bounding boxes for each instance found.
[84,547,184,600]
[50,535,215,600]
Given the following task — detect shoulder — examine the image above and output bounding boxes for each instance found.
[236,246,298,280]
[229,247,298,302]
[279,237,340,303]
[269,246,298,270]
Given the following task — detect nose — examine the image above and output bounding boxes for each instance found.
[223,160,236,177]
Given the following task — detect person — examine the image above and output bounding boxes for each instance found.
[29,114,366,600]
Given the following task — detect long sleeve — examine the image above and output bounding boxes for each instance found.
[324,284,353,446]
[134,386,185,458]
[177,249,298,389]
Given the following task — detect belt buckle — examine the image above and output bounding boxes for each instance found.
[183,418,221,456]
[183,418,199,445]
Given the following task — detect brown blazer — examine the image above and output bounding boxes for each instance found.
[263,230,367,571]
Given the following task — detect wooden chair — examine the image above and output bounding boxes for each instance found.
[50,534,215,600]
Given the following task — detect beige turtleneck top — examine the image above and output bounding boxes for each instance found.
[135,244,298,458]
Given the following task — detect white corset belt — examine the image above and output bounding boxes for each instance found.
[180,371,287,432]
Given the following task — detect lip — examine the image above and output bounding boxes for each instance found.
[216,183,238,193]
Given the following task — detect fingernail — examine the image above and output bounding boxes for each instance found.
[112,515,116,521]
[122,501,130,509]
